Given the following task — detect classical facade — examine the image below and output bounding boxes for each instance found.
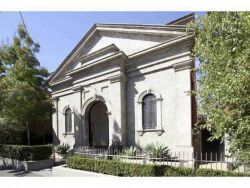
[49,14,199,154]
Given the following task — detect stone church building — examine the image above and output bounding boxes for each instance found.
[49,13,207,155]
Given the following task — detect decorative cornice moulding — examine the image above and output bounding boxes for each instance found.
[108,73,127,83]
[173,59,194,72]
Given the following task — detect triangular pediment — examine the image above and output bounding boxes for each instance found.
[49,23,189,84]
[68,44,122,75]
[81,24,187,56]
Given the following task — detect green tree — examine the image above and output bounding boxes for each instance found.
[194,12,250,161]
[0,24,52,145]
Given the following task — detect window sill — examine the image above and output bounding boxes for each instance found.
[63,132,75,137]
[137,129,164,136]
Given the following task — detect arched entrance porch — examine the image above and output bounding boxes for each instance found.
[88,101,109,147]
[82,95,112,147]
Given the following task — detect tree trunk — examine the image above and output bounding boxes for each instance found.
[26,121,30,146]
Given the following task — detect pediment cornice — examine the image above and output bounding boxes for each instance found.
[95,23,188,36]
[66,51,127,76]
[50,33,194,87]
[49,15,196,87]
[128,33,194,59]
[76,44,120,66]
[49,23,192,83]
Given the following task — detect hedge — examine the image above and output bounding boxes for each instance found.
[0,144,52,161]
[66,156,250,177]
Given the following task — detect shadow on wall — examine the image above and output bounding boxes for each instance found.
[113,120,121,135]
[125,68,145,146]
[126,43,181,145]
[73,107,82,148]
[110,120,121,147]
[53,128,60,145]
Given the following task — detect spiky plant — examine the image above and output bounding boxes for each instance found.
[55,143,70,154]
[145,143,170,161]
[123,146,138,157]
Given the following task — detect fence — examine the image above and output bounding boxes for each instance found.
[74,146,249,173]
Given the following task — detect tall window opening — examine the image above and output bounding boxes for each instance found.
[65,108,72,133]
[142,94,157,129]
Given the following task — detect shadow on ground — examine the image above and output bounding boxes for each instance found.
[0,165,52,177]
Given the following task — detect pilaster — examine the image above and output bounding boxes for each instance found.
[108,72,127,146]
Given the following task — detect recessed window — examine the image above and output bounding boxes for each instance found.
[142,94,157,129]
[65,108,72,133]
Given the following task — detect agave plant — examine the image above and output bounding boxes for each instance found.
[145,143,170,161]
[55,143,70,155]
[123,146,138,157]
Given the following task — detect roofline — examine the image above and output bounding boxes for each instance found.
[49,23,189,83]
[49,24,98,82]
[50,33,194,87]
[96,23,187,29]
[166,13,195,25]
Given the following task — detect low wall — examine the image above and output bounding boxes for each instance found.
[0,157,54,171]
[119,158,194,168]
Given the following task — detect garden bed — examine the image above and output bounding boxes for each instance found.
[66,156,250,177]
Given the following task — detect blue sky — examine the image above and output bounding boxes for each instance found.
[0,12,204,73]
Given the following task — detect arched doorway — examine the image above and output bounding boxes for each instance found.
[88,101,109,147]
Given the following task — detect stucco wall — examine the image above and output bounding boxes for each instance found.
[126,64,193,153]
[53,92,81,149]
[51,25,194,154]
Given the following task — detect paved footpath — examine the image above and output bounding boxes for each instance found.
[0,166,52,177]
[0,165,113,177]
[52,165,114,177]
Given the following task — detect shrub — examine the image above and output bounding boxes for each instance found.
[0,144,52,161]
[66,156,250,177]
[67,156,164,176]
[30,145,53,160]
[145,143,170,161]
[55,143,70,154]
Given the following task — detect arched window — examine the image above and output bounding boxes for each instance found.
[65,108,72,133]
[142,94,157,129]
